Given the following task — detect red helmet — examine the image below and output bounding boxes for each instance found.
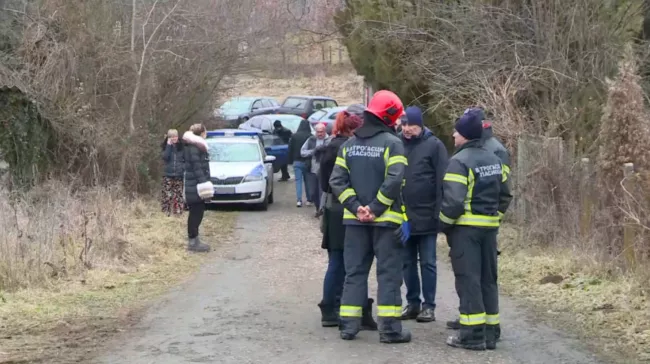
[366,90,404,127]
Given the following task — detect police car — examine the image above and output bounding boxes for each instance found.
[204,129,276,210]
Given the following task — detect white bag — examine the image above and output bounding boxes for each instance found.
[197,181,214,199]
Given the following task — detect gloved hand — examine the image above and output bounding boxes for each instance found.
[394,220,411,246]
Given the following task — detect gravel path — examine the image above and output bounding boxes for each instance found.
[95,177,603,364]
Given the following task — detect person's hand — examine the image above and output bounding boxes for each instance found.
[167,137,172,145]
[357,206,375,222]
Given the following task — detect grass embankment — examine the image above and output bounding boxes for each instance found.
[0,183,236,363]
[496,226,650,363]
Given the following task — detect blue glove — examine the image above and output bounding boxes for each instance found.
[398,220,410,246]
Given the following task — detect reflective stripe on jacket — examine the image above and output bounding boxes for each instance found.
[439,139,513,228]
[329,113,407,228]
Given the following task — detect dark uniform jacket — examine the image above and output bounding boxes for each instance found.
[329,113,407,228]
[401,128,448,235]
[439,139,512,231]
[288,120,312,165]
[319,135,348,250]
[161,142,185,178]
[482,126,511,179]
[182,131,210,205]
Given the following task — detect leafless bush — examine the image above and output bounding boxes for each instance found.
[0,0,253,190]
[0,181,146,290]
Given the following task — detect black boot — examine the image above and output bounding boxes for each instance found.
[446,324,486,351]
[361,298,378,331]
[399,304,421,320]
[416,307,436,323]
[486,324,498,350]
[318,303,338,327]
[446,318,461,329]
[379,328,412,344]
[187,237,210,252]
[339,318,360,341]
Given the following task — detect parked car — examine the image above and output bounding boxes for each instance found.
[204,129,276,210]
[307,106,347,134]
[238,114,315,172]
[276,95,338,119]
[213,96,280,127]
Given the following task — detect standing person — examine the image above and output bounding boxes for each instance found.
[398,106,448,323]
[439,108,512,351]
[300,123,331,217]
[329,90,410,344]
[288,119,313,207]
[317,104,377,331]
[160,129,185,216]
[182,124,212,253]
[446,108,510,340]
[273,120,293,182]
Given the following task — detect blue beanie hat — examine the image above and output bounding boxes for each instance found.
[403,106,423,127]
[455,108,483,140]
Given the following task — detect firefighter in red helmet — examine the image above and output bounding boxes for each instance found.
[329,90,411,343]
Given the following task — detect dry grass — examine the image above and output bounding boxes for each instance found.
[495,226,650,363]
[0,182,237,363]
[220,72,364,107]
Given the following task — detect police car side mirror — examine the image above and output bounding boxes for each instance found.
[264,155,276,163]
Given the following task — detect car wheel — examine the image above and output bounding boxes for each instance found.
[268,189,274,204]
[258,195,269,211]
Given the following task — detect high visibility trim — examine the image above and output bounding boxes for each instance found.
[387,155,408,167]
[401,179,406,187]
[443,173,467,185]
[498,211,504,220]
[459,312,486,326]
[486,314,500,325]
[456,213,500,227]
[401,205,408,222]
[340,305,363,317]
[377,305,402,317]
[339,188,356,203]
[502,164,510,176]
[377,191,393,206]
[439,212,456,224]
[463,169,475,212]
[335,157,348,170]
[344,209,403,225]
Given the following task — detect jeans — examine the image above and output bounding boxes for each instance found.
[293,161,309,202]
[187,202,205,238]
[402,234,438,309]
[322,249,345,307]
[305,172,321,209]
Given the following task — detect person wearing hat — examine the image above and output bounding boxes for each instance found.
[446,107,511,339]
[439,108,512,351]
[397,106,448,323]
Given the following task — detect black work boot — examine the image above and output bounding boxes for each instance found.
[318,303,338,327]
[416,307,435,323]
[446,324,486,351]
[446,318,461,329]
[379,328,412,344]
[361,298,378,331]
[485,324,498,350]
[187,237,210,252]
[399,304,421,320]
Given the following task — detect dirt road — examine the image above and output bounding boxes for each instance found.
[95,179,603,364]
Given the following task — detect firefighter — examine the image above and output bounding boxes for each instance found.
[329,90,410,343]
[439,108,513,351]
[446,108,511,341]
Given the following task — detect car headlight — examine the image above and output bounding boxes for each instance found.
[243,164,264,182]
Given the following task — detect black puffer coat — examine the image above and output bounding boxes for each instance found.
[161,139,185,178]
[182,131,210,205]
[319,135,348,251]
[288,120,313,165]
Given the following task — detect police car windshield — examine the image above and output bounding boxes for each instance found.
[207,142,260,162]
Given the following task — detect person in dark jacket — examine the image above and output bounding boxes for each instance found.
[301,123,331,217]
[439,109,513,351]
[273,120,293,181]
[397,106,448,323]
[288,119,313,207]
[330,90,410,344]
[182,124,211,253]
[160,129,185,216]
[317,104,377,331]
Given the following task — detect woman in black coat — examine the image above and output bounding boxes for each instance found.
[317,104,377,330]
[182,124,211,253]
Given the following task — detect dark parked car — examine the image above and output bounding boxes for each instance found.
[276,95,338,119]
[238,114,315,173]
[213,96,281,127]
